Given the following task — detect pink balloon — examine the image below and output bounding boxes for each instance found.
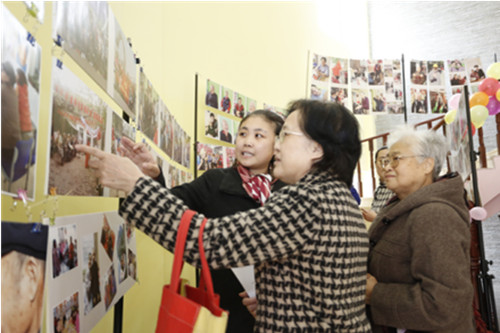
[479,78,500,96]
[470,207,487,221]
[448,93,461,109]
[487,96,500,115]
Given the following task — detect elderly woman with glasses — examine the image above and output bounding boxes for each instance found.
[365,126,474,332]
[76,99,372,331]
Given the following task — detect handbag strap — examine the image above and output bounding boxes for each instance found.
[169,210,216,300]
[198,215,214,298]
[169,210,196,292]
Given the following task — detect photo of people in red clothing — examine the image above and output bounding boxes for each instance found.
[53,292,80,333]
[330,57,348,84]
[101,215,116,261]
[1,6,42,199]
[233,92,246,118]
[52,224,79,278]
[48,61,108,197]
[112,15,137,117]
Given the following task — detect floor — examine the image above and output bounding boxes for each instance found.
[481,212,500,323]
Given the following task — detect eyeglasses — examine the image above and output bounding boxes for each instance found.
[277,130,304,143]
[380,155,425,168]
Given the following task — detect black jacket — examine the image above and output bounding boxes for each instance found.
[158,167,286,333]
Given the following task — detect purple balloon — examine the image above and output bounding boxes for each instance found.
[487,96,500,115]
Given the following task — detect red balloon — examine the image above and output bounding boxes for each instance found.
[479,78,500,96]
[487,96,500,115]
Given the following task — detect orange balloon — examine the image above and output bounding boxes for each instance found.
[470,91,489,107]
[497,88,500,102]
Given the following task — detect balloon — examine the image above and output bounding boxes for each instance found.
[470,105,489,128]
[471,123,476,136]
[478,77,500,96]
[486,62,500,80]
[470,206,487,221]
[444,109,457,124]
[448,93,461,110]
[497,88,500,102]
[486,96,500,116]
[469,91,489,107]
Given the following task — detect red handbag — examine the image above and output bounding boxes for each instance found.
[155,210,228,333]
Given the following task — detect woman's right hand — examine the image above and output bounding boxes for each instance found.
[119,137,161,179]
[361,208,377,222]
[238,291,257,318]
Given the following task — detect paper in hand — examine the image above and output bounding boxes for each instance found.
[231,265,256,298]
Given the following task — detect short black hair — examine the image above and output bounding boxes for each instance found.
[375,146,388,160]
[287,99,361,187]
[239,109,284,136]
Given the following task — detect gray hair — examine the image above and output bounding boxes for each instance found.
[388,125,448,180]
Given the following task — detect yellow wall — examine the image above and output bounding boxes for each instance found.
[2,2,374,332]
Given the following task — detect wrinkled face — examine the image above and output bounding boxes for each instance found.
[273,111,323,184]
[383,140,433,199]
[235,116,276,175]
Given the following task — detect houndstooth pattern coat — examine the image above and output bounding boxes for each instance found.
[120,171,372,332]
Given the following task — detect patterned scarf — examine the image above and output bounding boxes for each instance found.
[237,165,272,206]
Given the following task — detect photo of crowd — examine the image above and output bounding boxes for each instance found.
[112,15,136,116]
[138,70,191,167]
[52,224,78,278]
[1,6,42,199]
[48,61,108,197]
[197,143,223,171]
[53,292,80,333]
